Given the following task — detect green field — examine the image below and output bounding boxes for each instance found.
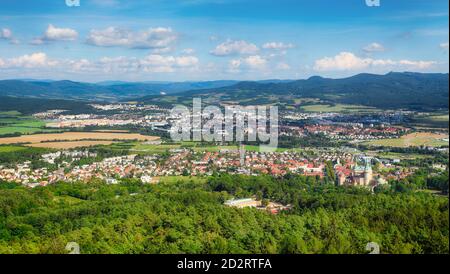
[364,132,449,148]
[158,176,207,184]
[373,151,432,160]
[0,111,56,136]
[0,145,28,153]
[300,104,378,113]
[411,113,449,129]
[107,141,290,154]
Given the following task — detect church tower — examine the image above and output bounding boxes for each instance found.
[363,158,373,186]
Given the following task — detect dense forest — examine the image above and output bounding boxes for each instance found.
[0,175,447,254]
[141,72,449,111]
[0,96,94,115]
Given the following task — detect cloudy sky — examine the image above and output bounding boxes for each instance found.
[0,0,448,82]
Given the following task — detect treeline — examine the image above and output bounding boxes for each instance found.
[0,96,94,115]
[388,169,449,195]
[0,175,447,254]
[0,147,52,167]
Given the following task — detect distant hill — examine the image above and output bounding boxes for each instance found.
[1,72,448,111]
[0,96,94,115]
[0,80,240,101]
[139,72,448,111]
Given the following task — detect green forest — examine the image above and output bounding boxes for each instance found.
[0,174,448,254]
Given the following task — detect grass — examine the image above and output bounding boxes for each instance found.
[0,145,28,153]
[300,104,378,113]
[364,132,449,148]
[129,141,291,154]
[159,176,207,184]
[374,152,432,160]
[0,111,22,116]
[132,143,182,153]
[0,113,57,135]
[410,112,449,129]
[53,195,86,205]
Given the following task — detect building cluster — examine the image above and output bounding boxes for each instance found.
[44,112,169,129]
[0,152,158,187]
[90,104,163,111]
[224,198,292,214]
[281,124,407,140]
[0,144,430,191]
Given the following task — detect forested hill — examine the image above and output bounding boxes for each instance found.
[0,80,239,101]
[0,96,94,115]
[148,72,448,111]
[1,72,448,110]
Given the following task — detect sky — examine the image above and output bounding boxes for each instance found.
[0,0,448,82]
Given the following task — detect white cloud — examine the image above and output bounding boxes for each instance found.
[440,42,449,51]
[262,42,294,50]
[182,48,195,54]
[30,38,45,45]
[0,28,12,39]
[363,42,385,53]
[276,62,291,70]
[314,52,371,71]
[77,54,198,74]
[0,53,57,69]
[151,47,174,54]
[0,51,199,75]
[314,51,437,72]
[86,27,177,50]
[31,25,78,44]
[397,60,437,69]
[243,55,267,69]
[228,55,267,72]
[43,24,78,42]
[210,40,259,56]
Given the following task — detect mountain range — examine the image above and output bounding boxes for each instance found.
[0,72,448,111]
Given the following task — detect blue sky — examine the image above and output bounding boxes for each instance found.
[0,0,448,82]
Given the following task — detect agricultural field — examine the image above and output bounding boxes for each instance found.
[300,104,378,113]
[410,112,449,129]
[129,141,289,154]
[0,132,160,149]
[158,176,207,184]
[27,141,117,149]
[0,145,28,153]
[364,132,449,148]
[0,111,57,135]
[370,151,433,160]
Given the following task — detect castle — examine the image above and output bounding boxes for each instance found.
[335,157,379,188]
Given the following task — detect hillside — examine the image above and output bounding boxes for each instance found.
[142,72,448,111]
[0,80,239,101]
[1,72,448,111]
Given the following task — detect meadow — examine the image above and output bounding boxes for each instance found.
[300,104,379,113]
[364,132,449,148]
[410,112,449,129]
[0,111,56,135]
[0,145,28,153]
[27,141,117,149]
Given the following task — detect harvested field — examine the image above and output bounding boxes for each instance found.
[93,130,130,133]
[0,132,159,147]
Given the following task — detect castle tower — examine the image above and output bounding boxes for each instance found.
[363,158,373,185]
